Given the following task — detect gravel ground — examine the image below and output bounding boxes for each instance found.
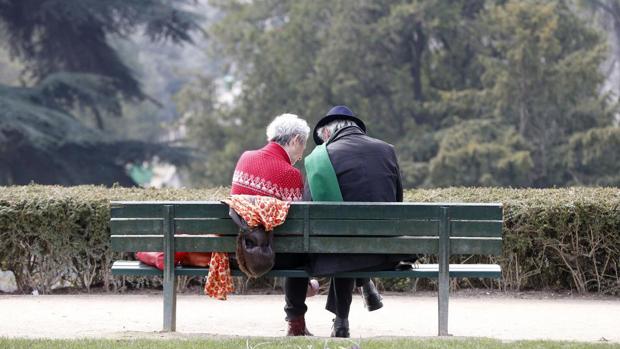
[0,292,618,342]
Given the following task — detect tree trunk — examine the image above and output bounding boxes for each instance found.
[410,21,427,101]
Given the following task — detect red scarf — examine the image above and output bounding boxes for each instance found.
[204,196,291,300]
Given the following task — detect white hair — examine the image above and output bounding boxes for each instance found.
[317,119,357,142]
[266,113,310,145]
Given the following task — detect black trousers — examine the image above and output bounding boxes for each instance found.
[277,253,401,320]
[283,275,358,319]
[274,253,310,320]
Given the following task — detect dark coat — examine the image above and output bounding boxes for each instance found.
[303,125,405,275]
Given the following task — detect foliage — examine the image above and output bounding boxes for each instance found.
[465,0,614,186]
[180,0,619,188]
[0,0,202,185]
[0,185,618,296]
[0,185,229,293]
[566,127,620,186]
[174,76,245,187]
[0,0,200,123]
[0,78,193,185]
[429,120,534,187]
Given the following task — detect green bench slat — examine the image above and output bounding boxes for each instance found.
[112,236,306,253]
[175,218,305,235]
[111,202,503,221]
[306,203,441,220]
[309,219,439,236]
[450,237,502,255]
[111,218,502,238]
[176,219,445,237]
[110,218,306,236]
[307,236,438,254]
[450,220,503,237]
[307,202,501,220]
[112,261,502,279]
[111,235,502,255]
[449,205,503,221]
[111,202,230,219]
[110,219,163,234]
[112,202,440,220]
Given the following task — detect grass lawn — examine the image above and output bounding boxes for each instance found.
[0,337,618,349]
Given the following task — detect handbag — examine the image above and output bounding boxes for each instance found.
[228,207,275,278]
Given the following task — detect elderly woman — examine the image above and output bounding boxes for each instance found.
[231,113,308,200]
[230,113,317,336]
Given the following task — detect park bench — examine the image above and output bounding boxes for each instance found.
[110,201,503,336]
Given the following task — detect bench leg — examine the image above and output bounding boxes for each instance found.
[438,206,450,336]
[438,271,449,336]
[163,273,177,331]
[163,205,176,332]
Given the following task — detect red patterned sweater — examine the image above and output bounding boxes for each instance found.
[231,142,303,201]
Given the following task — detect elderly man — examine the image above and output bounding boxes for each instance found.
[303,105,406,337]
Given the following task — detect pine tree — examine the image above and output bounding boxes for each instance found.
[0,0,200,185]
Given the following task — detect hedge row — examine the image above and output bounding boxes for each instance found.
[0,185,618,295]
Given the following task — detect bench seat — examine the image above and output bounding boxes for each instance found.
[112,260,501,279]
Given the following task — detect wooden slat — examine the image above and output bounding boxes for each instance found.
[174,218,236,235]
[176,236,306,253]
[112,261,163,276]
[306,203,441,220]
[111,201,503,221]
[112,218,489,238]
[111,235,307,253]
[174,218,304,235]
[449,205,503,221]
[110,218,163,235]
[450,220,503,237]
[112,235,502,255]
[310,219,438,236]
[111,202,229,219]
[111,235,163,251]
[308,236,501,255]
[450,237,502,255]
[111,204,163,219]
[112,261,502,279]
[174,204,230,219]
[308,236,438,254]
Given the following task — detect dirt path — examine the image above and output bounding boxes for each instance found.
[0,293,618,342]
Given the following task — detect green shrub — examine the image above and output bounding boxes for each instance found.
[0,185,618,295]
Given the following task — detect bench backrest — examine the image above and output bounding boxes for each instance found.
[110,202,503,256]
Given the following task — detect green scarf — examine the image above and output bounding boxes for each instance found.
[304,144,343,201]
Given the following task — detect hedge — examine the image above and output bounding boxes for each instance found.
[0,185,618,295]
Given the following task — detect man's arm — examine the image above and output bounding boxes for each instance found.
[392,149,404,202]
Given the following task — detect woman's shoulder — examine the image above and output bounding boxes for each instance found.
[285,165,303,180]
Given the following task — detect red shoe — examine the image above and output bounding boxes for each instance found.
[286,316,313,336]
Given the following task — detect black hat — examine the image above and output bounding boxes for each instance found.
[313,105,366,145]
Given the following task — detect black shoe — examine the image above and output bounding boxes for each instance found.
[331,316,350,338]
[361,280,383,312]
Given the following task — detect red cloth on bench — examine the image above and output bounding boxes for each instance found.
[135,252,213,270]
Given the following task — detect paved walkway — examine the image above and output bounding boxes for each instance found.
[0,293,618,342]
